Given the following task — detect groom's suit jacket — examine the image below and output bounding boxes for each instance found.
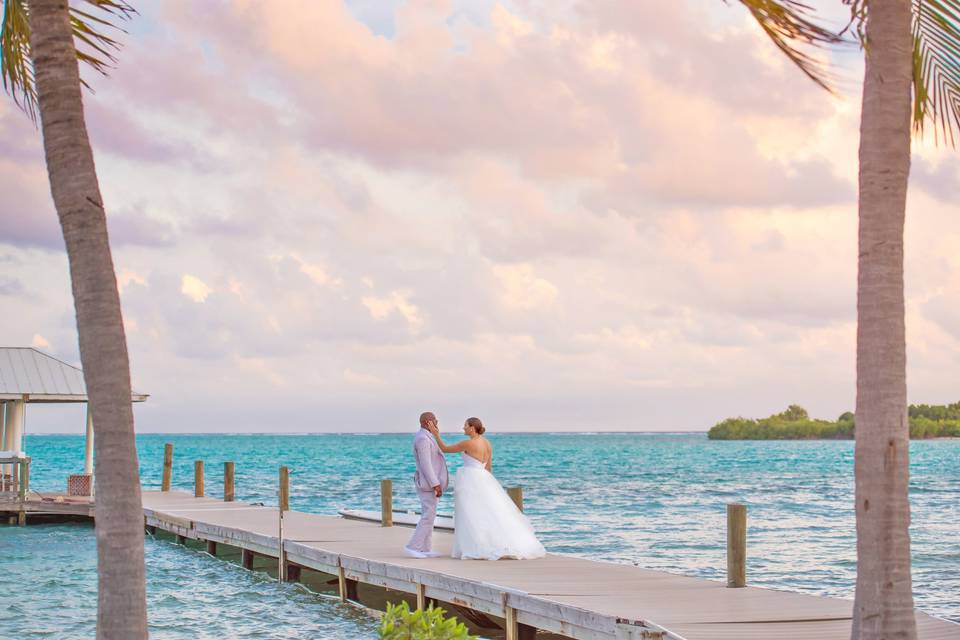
[413,428,449,491]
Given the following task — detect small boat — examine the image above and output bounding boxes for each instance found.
[338,508,454,531]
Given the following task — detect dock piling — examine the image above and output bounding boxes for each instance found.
[727,503,747,588]
[279,466,289,512]
[161,444,173,491]
[17,460,29,526]
[380,479,393,527]
[507,486,523,512]
[278,466,289,582]
[194,461,204,498]
[224,462,235,502]
[206,540,217,556]
[241,549,254,570]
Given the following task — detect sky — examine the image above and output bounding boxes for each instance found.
[2,0,959,434]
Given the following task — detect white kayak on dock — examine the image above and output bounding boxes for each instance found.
[338,508,454,531]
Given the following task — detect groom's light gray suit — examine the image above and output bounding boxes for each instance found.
[407,427,449,553]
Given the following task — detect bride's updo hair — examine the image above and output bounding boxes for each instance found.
[466,417,485,435]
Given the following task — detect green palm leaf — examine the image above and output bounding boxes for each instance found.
[911,0,960,143]
[734,0,846,91]
[0,0,134,121]
[845,0,960,144]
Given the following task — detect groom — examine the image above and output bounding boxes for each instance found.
[404,411,449,558]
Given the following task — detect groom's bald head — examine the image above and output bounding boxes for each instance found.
[419,412,436,427]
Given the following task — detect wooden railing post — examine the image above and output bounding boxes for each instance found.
[194,460,204,498]
[17,459,29,526]
[380,479,393,527]
[18,459,29,500]
[727,503,747,588]
[279,466,290,512]
[224,462,235,502]
[278,465,289,582]
[507,486,523,512]
[161,443,173,491]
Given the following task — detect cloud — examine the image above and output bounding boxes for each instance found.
[181,275,212,303]
[492,263,558,310]
[362,290,424,332]
[31,334,51,350]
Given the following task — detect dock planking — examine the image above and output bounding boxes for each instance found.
[142,490,960,640]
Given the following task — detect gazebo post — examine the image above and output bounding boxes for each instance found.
[1,401,7,483]
[83,406,94,475]
[7,400,25,454]
[3,400,25,492]
[3,401,15,452]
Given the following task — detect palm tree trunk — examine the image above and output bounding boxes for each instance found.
[27,1,148,638]
[853,0,916,638]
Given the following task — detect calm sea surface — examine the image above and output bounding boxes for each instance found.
[2,432,957,638]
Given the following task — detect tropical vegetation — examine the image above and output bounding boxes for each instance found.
[708,403,960,439]
[379,602,478,640]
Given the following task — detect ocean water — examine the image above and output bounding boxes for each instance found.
[2,432,958,638]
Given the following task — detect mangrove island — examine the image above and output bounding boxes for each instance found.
[707,403,960,440]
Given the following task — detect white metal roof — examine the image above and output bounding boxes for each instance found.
[0,347,147,403]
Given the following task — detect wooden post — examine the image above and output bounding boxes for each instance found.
[279,466,289,512]
[194,460,204,498]
[224,462,235,502]
[416,583,426,610]
[505,605,518,640]
[18,459,29,501]
[205,540,217,555]
[380,479,393,526]
[727,503,747,588]
[176,534,187,545]
[278,466,289,582]
[337,565,348,602]
[161,443,173,491]
[242,549,254,570]
[16,459,29,526]
[507,486,523,512]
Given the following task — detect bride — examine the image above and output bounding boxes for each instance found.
[426,417,546,560]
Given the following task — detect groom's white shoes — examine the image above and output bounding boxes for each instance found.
[422,551,445,558]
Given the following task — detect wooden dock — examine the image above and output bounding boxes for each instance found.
[0,491,93,523]
[141,490,960,640]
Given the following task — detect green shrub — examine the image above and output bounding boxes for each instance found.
[708,402,960,440]
[379,601,478,640]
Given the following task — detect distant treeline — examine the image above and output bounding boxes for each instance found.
[707,403,960,440]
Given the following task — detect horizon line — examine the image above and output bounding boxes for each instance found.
[26,429,711,436]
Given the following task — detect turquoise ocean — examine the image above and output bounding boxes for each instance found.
[2,432,958,638]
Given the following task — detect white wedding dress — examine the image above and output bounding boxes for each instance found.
[451,453,546,560]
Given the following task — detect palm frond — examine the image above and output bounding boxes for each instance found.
[844,0,960,145]
[912,0,960,144]
[734,0,847,92]
[0,0,135,121]
[1,0,36,120]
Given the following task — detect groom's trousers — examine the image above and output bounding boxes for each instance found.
[407,488,438,552]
